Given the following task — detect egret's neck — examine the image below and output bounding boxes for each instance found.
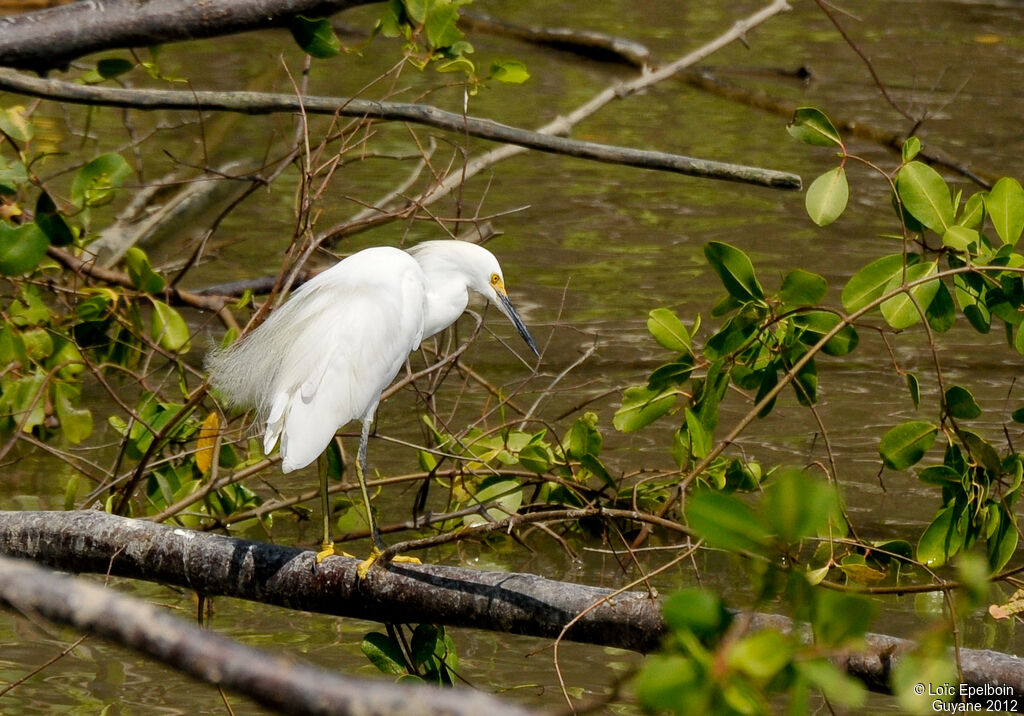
[421,272,470,339]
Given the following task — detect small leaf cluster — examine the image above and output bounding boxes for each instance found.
[374,0,529,85]
[362,624,458,685]
[614,239,854,492]
[418,411,613,526]
[637,472,868,715]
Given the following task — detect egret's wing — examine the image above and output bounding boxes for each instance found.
[271,253,427,472]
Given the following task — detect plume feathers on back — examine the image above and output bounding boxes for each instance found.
[206,247,428,472]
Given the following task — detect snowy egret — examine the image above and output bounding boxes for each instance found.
[206,239,538,574]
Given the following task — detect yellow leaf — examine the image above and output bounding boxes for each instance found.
[989,588,1024,621]
[195,412,220,475]
[839,562,887,584]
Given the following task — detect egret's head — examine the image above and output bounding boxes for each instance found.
[410,240,540,357]
[481,264,540,357]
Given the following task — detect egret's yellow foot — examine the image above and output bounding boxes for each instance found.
[315,543,355,564]
[355,548,422,579]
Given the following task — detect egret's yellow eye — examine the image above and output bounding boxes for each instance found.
[490,272,501,286]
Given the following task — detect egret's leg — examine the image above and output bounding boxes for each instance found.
[315,451,335,563]
[352,413,385,549]
[355,413,420,579]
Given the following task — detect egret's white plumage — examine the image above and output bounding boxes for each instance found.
[206,240,538,477]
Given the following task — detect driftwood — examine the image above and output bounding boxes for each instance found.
[0,555,537,716]
[2,510,1024,701]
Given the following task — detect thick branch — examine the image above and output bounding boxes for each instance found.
[0,555,535,716]
[0,68,800,190]
[0,510,665,652]
[0,0,375,73]
[2,510,1024,700]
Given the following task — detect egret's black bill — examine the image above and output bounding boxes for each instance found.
[498,292,540,357]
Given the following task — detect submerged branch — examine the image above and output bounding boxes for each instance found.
[0,68,800,190]
[1,510,1023,700]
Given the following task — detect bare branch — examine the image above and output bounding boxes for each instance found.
[0,68,801,190]
[0,0,377,73]
[0,555,536,716]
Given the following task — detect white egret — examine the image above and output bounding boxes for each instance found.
[206,239,538,574]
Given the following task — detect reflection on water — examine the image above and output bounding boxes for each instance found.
[3,0,1024,712]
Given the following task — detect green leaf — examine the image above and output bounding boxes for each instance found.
[779,269,827,309]
[926,281,956,333]
[959,192,985,229]
[906,372,921,409]
[895,161,954,233]
[463,476,522,525]
[942,225,977,251]
[917,503,962,567]
[880,261,940,329]
[805,167,849,226]
[686,490,770,555]
[515,443,551,475]
[0,105,33,143]
[681,407,711,460]
[71,153,131,208]
[944,385,981,420]
[962,430,1001,475]
[647,357,694,391]
[635,655,703,714]
[54,383,92,444]
[727,630,793,682]
[124,247,166,293]
[985,177,1024,246]
[360,632,407,675]
[841,253,908,313]
[423,2,463,49]
[796,659,866,708]
[901,136,921,162]
[879,421,938,470]
[289,16,342,59]
[813,589,876,647]
[763,469,839,544]
[703,241,764,303]
[0,222,48,276]
[647,307,692,353]
[96,58,135,79]
[566,412,602,460]
[613,385,676,433]
[34,191,74,247]
[663,588,730,639]
[0,154,27,195]
[149,299,190,352]
[792,310,859,356]
[987,506,1018,571]
[786,107,842,147]
[917,465,962,486]
[490,59,530,84]
[1012,406,1024,424]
